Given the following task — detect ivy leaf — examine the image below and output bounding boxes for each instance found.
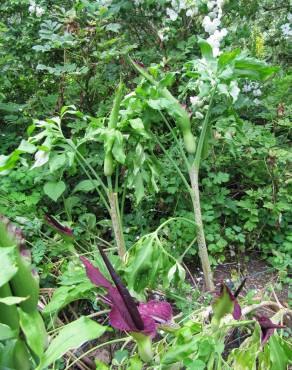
[43,181,66,202]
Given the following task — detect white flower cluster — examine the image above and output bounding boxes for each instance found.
[100,0,113,6]
[202,0,227,57]
[243,82,262,105]
[281,16,292,38]
[28,1,45,17]
[166,0,199,22]
[189,95,207,119]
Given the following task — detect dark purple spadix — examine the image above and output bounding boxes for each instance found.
[80,252,172,337]
[97,245,144,331]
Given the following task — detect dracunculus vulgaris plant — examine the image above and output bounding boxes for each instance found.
[0,215,47,370]
[80,245,173,363]
[127,42,279,291]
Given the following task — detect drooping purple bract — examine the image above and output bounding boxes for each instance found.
[256,316,285,345]
[80,256,172,337]
[225,284,242,320]
[213,283,242,322]
[45,214,73,238]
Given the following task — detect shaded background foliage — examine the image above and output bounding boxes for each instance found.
[0,0,291,280]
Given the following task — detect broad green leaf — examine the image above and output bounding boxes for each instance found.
[162,337,200,364]
[18,308,47,359]
[228,323,261,370]
[198,39,214,60]
[218,49,240,68]
[18,140,36,154]
[0,296,28,305]
[130,118,144,130]
[125,236,155,293]
[37,316,107,369]
[95,359,109,369]
[79,213,96,229]
[134,172,145,204]
[129,118,149,137]
[269,335,290,370]
[73,179,99,193]
[234,57,279,80]
[147,98,171,111]
[49,153,66,173]
[201,124,212,160]
[0,323,17,340]
[0,247,18,287]
[43,181,66,202]
[112,131,126,164]
[43,281,93,317]
[258,345,271,370]
[127,355,143,370]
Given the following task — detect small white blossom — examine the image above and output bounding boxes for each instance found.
[287,13,292,22]
[166,8,178,21]
[28,5,35,14]
[281,23,292,37]
[190,96,200,106]
[207,1,216,10]
[229,81,240,102]
[195,111,204,119]
[202,16,220,34]
[35,6,45,17]
[186,7,198,17]
[253,89,262,97]
[253,98,261,105]
[243,84,251,93]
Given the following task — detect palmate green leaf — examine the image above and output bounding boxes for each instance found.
[43,180,66,202]
[18,308,47,359]
[0,247,18,287]
[37,317,107,370]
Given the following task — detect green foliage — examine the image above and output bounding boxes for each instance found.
[0,0,291,367]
